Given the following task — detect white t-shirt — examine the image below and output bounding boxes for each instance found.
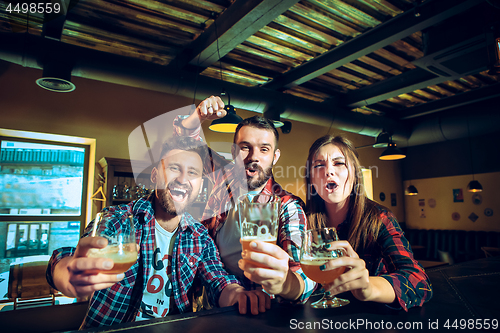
[136,222,178,321]
[216,191,259,279]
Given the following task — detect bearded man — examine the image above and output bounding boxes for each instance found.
[174,96,316,305]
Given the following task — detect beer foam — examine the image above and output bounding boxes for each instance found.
[300,258,328,266]
[241,235,277,242]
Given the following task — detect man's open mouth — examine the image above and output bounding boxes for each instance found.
[245,163,261,177]
[168,187,190,202]
[246,168,258,177]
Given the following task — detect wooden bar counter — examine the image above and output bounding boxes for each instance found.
[66,256,500,333]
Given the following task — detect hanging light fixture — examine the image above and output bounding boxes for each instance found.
[466,116,482,192]
[487,35,500,75]
[404,137,416,195]
[379,140,406,160]
[207,18,242,133]
[209,91,243,133]
[467,180,483,192]
[405,184,418,196]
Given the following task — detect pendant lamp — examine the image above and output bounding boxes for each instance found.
[209,91,243,133]
[466,116,482,192]
[379,141,406,160]
[405,184,418,196]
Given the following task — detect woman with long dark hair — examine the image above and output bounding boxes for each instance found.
[305,135,432,310]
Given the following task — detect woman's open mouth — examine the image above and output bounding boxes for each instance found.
[325,181,338,192]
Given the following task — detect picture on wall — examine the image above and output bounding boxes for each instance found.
[472,193,482,205]
[453,189,464,202]
[390,193,397,206]
[428,198,436,208]
[468,212,479,223]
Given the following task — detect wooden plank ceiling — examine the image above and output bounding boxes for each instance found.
[1,0,498,121]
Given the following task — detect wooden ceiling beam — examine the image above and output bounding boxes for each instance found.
[344,33,490,109]
[168,0,300,71]
[399,82,500,120]
[262,0,485,90]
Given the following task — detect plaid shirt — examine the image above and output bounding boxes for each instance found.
[46,195,241,328]
[174,116,316,303]
[337,207,433,311]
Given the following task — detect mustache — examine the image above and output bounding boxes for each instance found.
[245,162,263,172]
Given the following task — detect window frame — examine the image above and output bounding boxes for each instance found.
[0,128,96,236]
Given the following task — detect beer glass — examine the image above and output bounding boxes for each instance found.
[300,227,350,308]
[239,194,280,268]
[88,212,138,274]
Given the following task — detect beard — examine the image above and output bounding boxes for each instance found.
[155,181,193,216]
[245,162,273,190]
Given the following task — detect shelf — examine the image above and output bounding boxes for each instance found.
[97,157,211,221]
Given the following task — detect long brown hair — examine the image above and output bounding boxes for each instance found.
[305,135,382,251]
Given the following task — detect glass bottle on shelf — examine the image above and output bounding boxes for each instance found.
[123,183,130,199]
[202,187,208,202]
[112,185,119,199]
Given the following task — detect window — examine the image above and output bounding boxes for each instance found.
[0,140,85,216]
[0,129,95,303]
[362,168,374,200]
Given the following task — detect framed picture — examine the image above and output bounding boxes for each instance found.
[453,189,463,202]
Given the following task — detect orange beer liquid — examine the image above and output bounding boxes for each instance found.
[300,259,346,284]
[88,243,138,274]
[241,236,276,268]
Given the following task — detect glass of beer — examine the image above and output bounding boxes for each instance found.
[88,212,138,274]
[239,194,280,268]
[300,227,350,308]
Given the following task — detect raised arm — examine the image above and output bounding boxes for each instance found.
[181,95,226,130]
[173,96,232,182]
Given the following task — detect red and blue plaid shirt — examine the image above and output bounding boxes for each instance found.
[46,195,241,328]
[337,206,433,311]
[174,116,316,303]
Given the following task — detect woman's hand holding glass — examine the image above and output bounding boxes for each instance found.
[300,227,350,308]
[320,240,373,302]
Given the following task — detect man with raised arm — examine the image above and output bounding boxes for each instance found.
[174,96,315,304]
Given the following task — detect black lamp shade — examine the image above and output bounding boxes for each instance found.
[209,105,243,133]
[467,180,483,192]
[379,142,406,160]
[405,185,418,196]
